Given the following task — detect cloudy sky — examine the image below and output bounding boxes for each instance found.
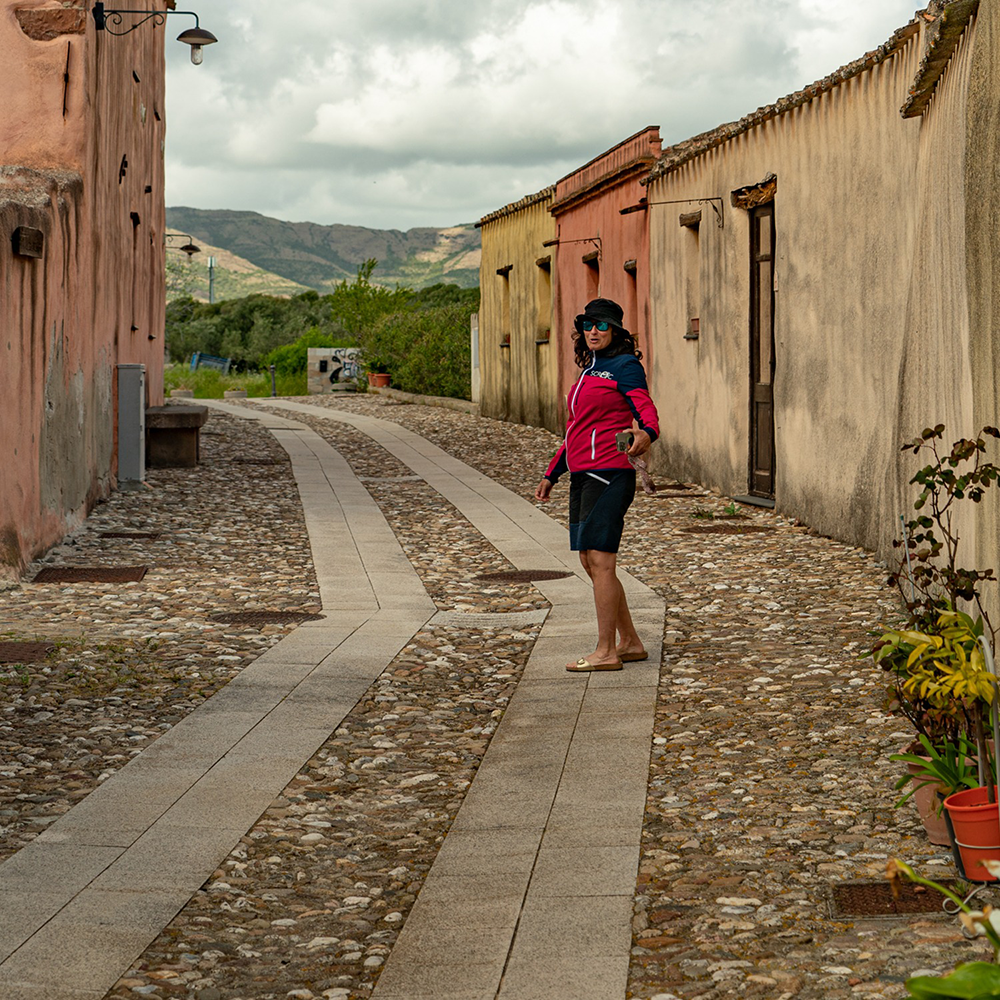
[163,0,920,231]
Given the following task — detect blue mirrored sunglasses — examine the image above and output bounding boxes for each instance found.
[582,320,610,332]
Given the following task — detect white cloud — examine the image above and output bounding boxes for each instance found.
[163,0,920,228]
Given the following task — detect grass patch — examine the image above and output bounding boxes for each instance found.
[164,365,306,399]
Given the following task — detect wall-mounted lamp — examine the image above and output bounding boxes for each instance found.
[92,2,218,64]
[165,233,201,256]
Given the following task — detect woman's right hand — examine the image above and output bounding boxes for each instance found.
[535,478,553,502]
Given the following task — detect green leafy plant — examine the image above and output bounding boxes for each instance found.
[890,425,1000,629]
[362,303,473,399]
[874,609,997,799]
[890,733,986,813]
[690,507,715,520]
[868,426,1000,790]
[888,859,1000,998]
[723,502,740,516]
[906,964,1000,1000]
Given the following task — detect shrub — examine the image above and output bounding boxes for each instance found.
[364,304,472,399]
[264,328,355,377]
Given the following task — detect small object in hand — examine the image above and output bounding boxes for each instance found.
[615,431,635,454]
[629,455,658,495]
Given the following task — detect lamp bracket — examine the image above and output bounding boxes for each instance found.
[540,236,602,258]
[620,196,725,228]
[93,3,202,35]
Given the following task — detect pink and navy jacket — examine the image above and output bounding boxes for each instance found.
[544,349,659,482]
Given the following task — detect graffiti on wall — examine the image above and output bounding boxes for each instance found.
[331,347,360,381]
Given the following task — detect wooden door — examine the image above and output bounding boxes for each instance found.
[749,204,776,497]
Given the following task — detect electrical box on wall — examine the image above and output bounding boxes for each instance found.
[117,364,146,488]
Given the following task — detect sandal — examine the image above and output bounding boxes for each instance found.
[566,657,623,672]
[619,650,648,663]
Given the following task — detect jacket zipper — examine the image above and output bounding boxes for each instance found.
[565,352,596,474]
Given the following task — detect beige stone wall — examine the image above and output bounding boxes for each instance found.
[478,193,560,434]
[0,0,167,580]
[646,20,981,562]
[966,4,1000,612]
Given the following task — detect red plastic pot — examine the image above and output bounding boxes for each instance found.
[944,785,1000,882]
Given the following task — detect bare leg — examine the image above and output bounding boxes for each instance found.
[571,550,644,667]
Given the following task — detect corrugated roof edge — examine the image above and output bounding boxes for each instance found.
[476,186,556,229]
[644,14,925,186]
[901,0,979,118]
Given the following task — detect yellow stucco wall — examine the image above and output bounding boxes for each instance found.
[478,192,560,433]
[646,19,981,561]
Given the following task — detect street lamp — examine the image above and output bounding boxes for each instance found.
[92,3,218,64]
[164,234,201,256]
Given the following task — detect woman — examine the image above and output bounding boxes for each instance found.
[535,298,659,671]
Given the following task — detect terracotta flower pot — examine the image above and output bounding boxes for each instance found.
[367,373,390,388]
[944,785,1000,881]
[906,759,952,846]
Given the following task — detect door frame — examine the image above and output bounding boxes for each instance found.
[748,202,776,498]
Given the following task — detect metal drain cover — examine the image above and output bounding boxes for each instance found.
[681,524,774,534]
[475,570,573,583]
[0,642,55,664]
[209,611,325,626]
[99,531,162,540]
[33,566,148,583]
[830,879,956,917]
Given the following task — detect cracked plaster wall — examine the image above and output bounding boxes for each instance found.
[965,1,1000,619]
[0,1,167,581]
[645,16,982,567]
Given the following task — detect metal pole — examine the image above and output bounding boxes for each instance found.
[208,255,216,304]
[269,364,276,397]
[900,514,916,604]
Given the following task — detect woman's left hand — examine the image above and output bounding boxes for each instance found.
[627,427,651,458]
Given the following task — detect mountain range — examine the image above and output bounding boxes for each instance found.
[165,207,482,301]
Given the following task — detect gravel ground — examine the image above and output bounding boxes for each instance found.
[0,412,317,862]
[0,393,984,1000]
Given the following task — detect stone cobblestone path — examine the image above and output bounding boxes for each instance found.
[0,392,984,1000]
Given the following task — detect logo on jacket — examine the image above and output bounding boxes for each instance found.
[588,370,615,380]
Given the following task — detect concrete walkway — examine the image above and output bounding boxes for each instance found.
[0,399,663,1000]
[263,401,665,1000]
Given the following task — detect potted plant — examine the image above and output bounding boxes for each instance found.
[878,611,995,845]
[890,734,982,845]
[361,355,391,388]
[887,858,1000,997]
[868,426,1000,845]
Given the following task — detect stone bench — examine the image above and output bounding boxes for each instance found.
[145,404,209,468]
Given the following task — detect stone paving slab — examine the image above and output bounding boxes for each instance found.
[252,401,666,1000]
[1,396,665,1000]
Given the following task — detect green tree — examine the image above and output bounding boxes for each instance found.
[329,258,412,340]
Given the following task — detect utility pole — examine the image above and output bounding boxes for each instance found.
[208,256,216,303]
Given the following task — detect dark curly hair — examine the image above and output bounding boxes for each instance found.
[572,324,643,369]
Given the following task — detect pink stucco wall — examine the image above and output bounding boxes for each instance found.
[0,0,167,579]
[550,127,661,412]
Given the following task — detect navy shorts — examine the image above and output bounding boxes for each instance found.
[568,470,636,553]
